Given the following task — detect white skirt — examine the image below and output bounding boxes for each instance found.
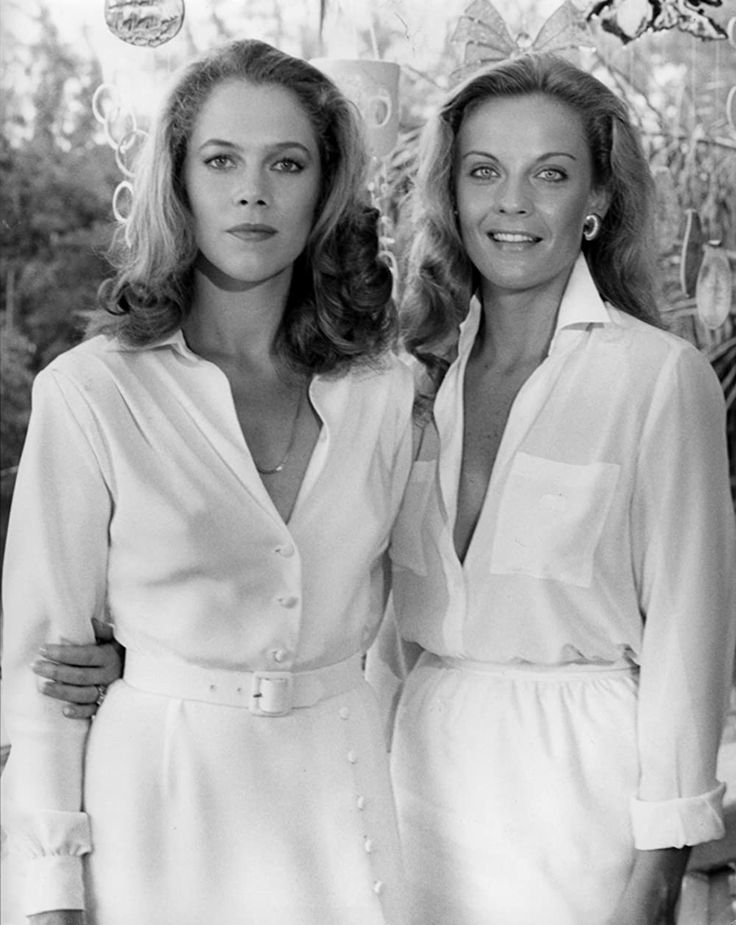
[82,674,405,925]
[391,652,640,925]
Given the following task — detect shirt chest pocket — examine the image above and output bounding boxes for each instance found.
[489,452,620,588]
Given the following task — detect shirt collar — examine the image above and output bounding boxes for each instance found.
[105,328,191,356]
[458,254,613,362]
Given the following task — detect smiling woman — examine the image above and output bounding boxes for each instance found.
[453,93,610,308]
[1,38,413,925]
[377,52,736,925]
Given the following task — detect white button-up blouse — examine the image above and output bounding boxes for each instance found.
[1,331,415,908]
[390,255,736,849]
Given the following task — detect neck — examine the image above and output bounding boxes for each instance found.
[184,263,293,366]
[475,271,572,369]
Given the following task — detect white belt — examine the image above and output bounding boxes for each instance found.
[439,655,638,681]
[124,651,363,717]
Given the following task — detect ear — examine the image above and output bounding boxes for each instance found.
[588,185,611,221]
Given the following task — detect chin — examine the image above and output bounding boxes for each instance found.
[196,255,290,292]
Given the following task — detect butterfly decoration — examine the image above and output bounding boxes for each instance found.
[586,0,727,44]
[450,0,595,84]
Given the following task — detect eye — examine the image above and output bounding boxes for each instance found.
[205,154,235,170]
[537,166,567,182]
[468,164,498,180]
[272,157,305,173]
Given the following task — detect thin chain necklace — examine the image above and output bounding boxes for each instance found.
[254,388,305,476]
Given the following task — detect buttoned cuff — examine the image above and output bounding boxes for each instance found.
[631,782,726,849]
[24,854,86,916]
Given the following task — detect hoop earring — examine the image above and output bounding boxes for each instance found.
[583,213,602,241]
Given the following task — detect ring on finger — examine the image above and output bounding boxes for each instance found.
[95,684,107,706]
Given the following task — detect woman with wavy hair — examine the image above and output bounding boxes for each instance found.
[378,53,735,924]
[2,38,413,925]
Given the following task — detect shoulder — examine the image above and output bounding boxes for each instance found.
[41,334,121,380]
[317,353,415,432]
[605,307,719,390]
[35,334,146,409]
[605,309,725,430]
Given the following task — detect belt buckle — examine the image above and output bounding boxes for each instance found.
[250,671,294,716]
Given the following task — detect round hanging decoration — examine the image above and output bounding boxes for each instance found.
[104,0,185,47]
[695,244,733,330]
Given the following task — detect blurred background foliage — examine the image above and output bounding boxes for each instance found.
[0,0,734,554]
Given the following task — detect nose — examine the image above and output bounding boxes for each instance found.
[495,175,531,215]
[234,166,269,206]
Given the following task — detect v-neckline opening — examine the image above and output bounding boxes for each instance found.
[194,352,326,528]
[449,357,548,570]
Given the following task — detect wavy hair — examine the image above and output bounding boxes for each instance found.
[92,39,395,374]
[402,53,659,371]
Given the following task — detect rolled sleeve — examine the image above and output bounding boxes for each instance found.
[631,782,726,849]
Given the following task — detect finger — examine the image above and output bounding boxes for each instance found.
[38,644,110,668]
[92,618,115,643]
[32,659,111,687]
[37,678,100,704]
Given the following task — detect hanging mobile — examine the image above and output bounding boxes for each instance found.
[104,0,185,47]
[679,209,705,298]
[695,242,733,330]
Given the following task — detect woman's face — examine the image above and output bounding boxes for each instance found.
[183,78,322,289]
[454,92,608,301]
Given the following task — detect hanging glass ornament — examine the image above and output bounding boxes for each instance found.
[92,84,122,126]
[695,244,733,330]
[115,129,148,178]
[112,181,135,224]
[91,81,148,230]
[104,0,185,48]
[680,209,705,297]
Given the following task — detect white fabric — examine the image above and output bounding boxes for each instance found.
[1,331,414,923]
[386,255,736,922]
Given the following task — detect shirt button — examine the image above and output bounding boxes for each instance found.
[275,544,295,558]
[339,706,350,720]
[356,795,366,810]
[271,649,287,663]
[364,838,374,853]
[277,595,299,608]
[347,750,358,764]
[373,880,384,895]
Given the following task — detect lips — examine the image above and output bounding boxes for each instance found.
[227,223,277,241]
[486,231,541,243]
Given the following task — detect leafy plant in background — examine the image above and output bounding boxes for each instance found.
[598,25,736,494]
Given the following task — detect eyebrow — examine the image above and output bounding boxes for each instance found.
[461,150,578,162]
[195,139,315,158]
